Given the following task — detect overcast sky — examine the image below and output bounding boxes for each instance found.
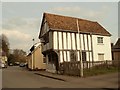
[1,1,118,53]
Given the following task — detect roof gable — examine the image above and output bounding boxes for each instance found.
[113,38,120,49]
[41,13,111,36]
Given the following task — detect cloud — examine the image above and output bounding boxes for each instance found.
[52,6,81,13]
[1,17,41,52]
[2,17,40,31]
[2,29,31,41]
[48,5,110,21]
[2,29,32,52]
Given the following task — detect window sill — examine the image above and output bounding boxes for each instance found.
[97,43,104,45]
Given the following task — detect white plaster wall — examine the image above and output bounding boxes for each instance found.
[67,51,70,61]
[86,52,89,61]
[77,51,80,61]
[84,34,88,50]
[53,31,92,51]
[60,51,63,63]
[76,34,80,50]
[58,32,62,49]
[80,34,84,50]
[63,51,67,61]
[92,35,112,61]
[90,52,92,61]
[67,33,71,49]
[88,35,91,50]
[53,31,58,49]
[71,33,76,50]
[63,32,67,49]
[53,31,95,62]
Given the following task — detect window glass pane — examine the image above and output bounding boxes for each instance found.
[97,37,103,43]
[98,54,104,61]
[70,50,77,62]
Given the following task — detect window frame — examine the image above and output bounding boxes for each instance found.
[97,37,103,44]
[98,53,104,61]
[70,50,77,62]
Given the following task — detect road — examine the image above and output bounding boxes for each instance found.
[2,66,119,88]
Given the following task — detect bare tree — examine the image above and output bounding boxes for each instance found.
[0,34,10,57]
[13,49,26,63]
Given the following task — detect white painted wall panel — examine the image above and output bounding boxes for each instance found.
[92,35,112,61]
[90,52,92,61]
[86,52,89,61]
[71,33,76,50]
[60,51,63,63]
[84,34,88,50]
[63,32,67,49]
[67,51,70,61]
[88,35,91,50]
[58,32,62,49]
[53,31,58,49]
[80,34,84,50]
[67,33,71,49]
[63,51,67,62]
[76,34,80,50]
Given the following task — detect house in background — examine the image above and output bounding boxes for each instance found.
[39,13,112,73]
[112,38,120,61]
[0,48,8,68]
[27,43,46,70]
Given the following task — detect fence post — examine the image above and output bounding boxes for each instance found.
[106,60,108,68]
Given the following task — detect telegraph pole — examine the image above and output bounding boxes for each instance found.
[76,19,83,77]
[32,38,35,70]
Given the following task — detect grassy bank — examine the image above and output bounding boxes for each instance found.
[83,66,119,77]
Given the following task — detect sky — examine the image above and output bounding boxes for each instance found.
[0,0,119,54]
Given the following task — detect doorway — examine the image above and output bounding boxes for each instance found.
[48,51,59,73]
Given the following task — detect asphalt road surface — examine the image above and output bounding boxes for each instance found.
[2,66,119,88]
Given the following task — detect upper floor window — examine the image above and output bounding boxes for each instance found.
[97,37,103,44]
[41,32,49,45]
[82,51,86,61]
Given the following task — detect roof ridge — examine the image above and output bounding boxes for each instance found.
[44,12,96,23]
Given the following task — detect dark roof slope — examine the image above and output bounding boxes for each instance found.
[43,13,111,36]
[113,38,120,49]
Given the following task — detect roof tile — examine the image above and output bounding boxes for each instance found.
[44,13,111,36]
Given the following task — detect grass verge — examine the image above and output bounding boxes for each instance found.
[83,66,119,77]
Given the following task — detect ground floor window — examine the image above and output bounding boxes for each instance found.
[70,50,77,62]
[82,51,86,61]
[98,53,104,61]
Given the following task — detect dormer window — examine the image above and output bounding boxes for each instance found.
[97,37,103,44]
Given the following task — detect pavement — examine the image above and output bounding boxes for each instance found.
[34,70,119,88]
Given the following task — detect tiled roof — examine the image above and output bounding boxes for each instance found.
[113,38,120,49]
[43,13,111,36]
